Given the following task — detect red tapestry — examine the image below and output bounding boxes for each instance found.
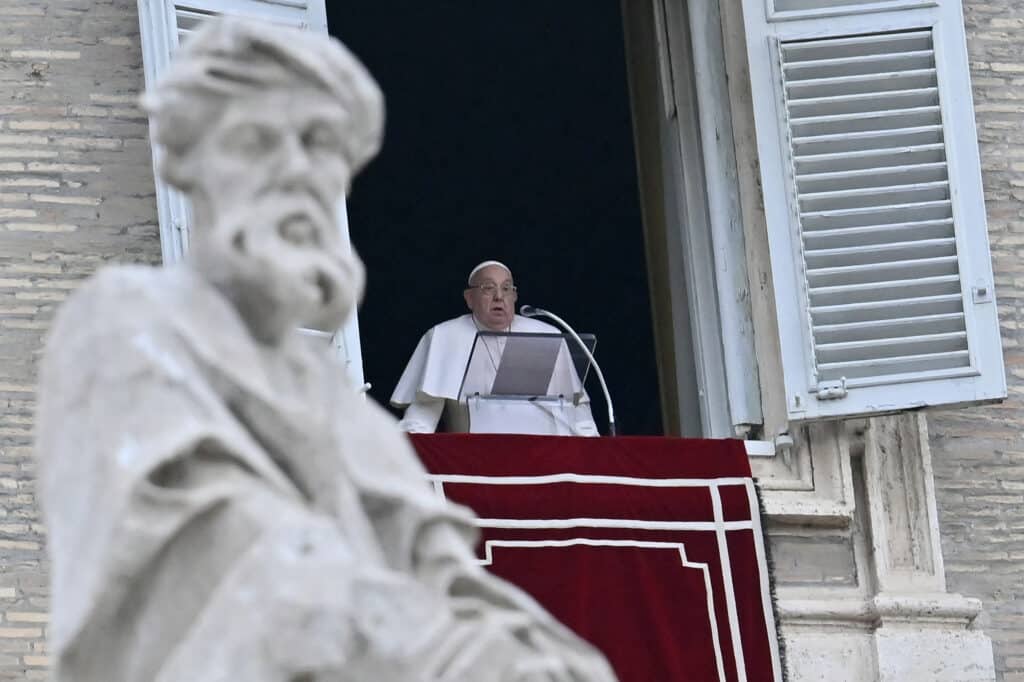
[412,434,782,682]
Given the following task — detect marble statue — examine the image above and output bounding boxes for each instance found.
[34,18,617,682]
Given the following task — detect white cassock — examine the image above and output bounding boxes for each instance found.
[390,314,598,436]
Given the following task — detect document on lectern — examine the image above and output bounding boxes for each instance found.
[459,331,597,400]
[490,334,563,396]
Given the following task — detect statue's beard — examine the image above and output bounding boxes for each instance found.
[303,250,365,332]
[192,197,365,344]
[205,249,364,345]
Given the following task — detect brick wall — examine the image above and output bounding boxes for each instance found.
[929,2,1024,681]
[0,0,159,678]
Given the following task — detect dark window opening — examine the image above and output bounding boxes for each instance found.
[329,1,662,435]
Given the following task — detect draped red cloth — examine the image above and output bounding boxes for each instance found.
[412,434,782,682]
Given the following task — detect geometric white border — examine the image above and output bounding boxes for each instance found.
[481,538,727,682]
[427,473,783,682]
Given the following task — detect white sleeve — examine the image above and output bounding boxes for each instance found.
[398,395,445,433]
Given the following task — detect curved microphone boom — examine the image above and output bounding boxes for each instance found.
[520,305,617,436]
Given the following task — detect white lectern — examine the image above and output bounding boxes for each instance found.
[459,331,597,436]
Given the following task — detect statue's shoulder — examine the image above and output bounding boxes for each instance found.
[40,266,200,403]
[55,265,163,328]
[77,262,160,290]
[64,264,178,313]
[50,265,206,351]
[336,391,437,483]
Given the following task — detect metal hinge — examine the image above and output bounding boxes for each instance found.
[816,377,848,400]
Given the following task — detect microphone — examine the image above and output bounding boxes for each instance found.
[520,304,617,436]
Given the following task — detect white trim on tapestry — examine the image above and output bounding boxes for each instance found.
[480,538,728,682]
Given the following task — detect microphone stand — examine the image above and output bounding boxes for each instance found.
[520,305,617,436]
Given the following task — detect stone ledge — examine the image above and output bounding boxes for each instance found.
[778,593,985,629]
[761,493,855,527]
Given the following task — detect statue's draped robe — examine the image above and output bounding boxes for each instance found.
[36,265,613,682]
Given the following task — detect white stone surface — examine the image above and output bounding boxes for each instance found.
[783,630,877,682]
[764,415,998,681]
[875,628,995,682]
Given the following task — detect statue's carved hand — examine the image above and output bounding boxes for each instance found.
[422,601,615,682]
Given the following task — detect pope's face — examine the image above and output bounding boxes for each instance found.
[464,264,517,331]
[185,86,365,342]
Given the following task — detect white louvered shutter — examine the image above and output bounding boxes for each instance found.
[741,0,1005,421]
[136,0,366,388]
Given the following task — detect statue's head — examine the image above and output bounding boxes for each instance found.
[143,18,384,345]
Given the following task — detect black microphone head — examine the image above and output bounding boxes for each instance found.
[520,305,536,316]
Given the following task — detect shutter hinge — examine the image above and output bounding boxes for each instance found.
[774,432,794,453]
[816,377,848,400]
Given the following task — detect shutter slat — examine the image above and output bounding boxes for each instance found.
[818,350,970,380]
[803,218,954,249]
[785,54,935,82]
[810,292,964,325]
[797,161,947,182]
[799,181,949,212]
[809,274,961,306]
[805,238,956,265]
[785,68,936,92]
[814,312,967,344]
[809,258,958,288]
[776,0,914,14]
[809,267,960,286]
[175,8,216,19]
[796,143,946,166]
[795,143,946,175]
[785,60,934,79]
[782,30,932,58]
[791,107,941,138]
[789,87,938,108]
[793,125,943,157]
[798,162,948,193]
[785,50,934,71]
[818,331,967,352]
[790,104,942,126]
[801,199,952,230]
[786,69,937,100]
[817,331,967,364]
[790,88,940,120]
[175,8,216,33]
[174,1,308,36]
[793,125,942,151]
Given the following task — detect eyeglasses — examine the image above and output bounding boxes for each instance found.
[466,283,517,297]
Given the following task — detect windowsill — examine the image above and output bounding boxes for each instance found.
[744,439,775,457]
